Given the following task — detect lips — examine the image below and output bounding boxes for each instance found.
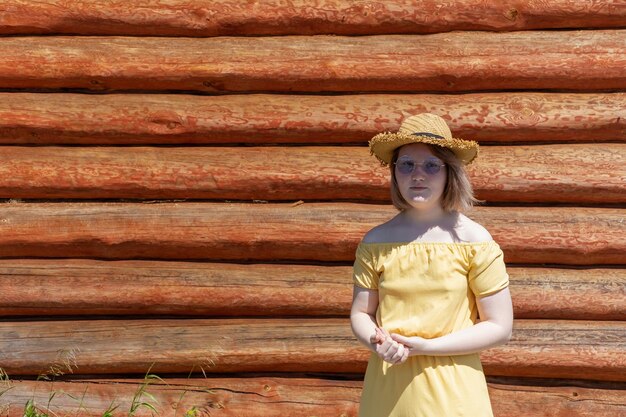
[410,186,428,190]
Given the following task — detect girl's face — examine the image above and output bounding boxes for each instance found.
[394,143,447,210]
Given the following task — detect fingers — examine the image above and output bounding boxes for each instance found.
[399,343,410,364]
[375,327,386,342]
[374,328,390,343]
[369,327,385,344]
[384,342,409,365]
[379,336,394,354]
[371,329,411,365]
[376,337,406,365]
[388,342,405,363]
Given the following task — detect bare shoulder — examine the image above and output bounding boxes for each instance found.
[456,214,493,242]
[361,217,400,243]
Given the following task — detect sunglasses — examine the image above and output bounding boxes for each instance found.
[394,159,446,175]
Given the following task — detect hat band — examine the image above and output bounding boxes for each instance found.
[411,132,445,139]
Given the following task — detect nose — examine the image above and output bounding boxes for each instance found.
[411,166,427,179]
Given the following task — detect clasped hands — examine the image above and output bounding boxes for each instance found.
[369,327,428,365]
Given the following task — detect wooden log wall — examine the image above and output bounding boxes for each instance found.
[0,1,624,416]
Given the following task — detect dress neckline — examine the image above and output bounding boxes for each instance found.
[359,240,495,246]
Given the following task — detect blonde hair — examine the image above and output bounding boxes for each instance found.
[390,145,482,213]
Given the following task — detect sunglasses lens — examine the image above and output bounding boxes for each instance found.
[424,161,441,175]
[396,161,415,174]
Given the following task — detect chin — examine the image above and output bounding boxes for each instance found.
[407,199,434,209]
[404,196,443,210]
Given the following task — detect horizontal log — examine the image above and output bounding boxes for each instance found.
[487,321,626,381]
[1,92,624,144]
[0,203,623,264]
[0,260,623,320]
[1,0,625,36]
[0,319,623,381]
[0,144,623,203]
[0,377,624,417]
[0,31,625,92]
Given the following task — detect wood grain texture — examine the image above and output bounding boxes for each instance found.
[0,377,624,417]
[486,321,626,381]
[1,92,624,144]
[0,144,623,203]
[0,203,623,264]
[0,31,624,92]
[0,260,623,320]
[1,0,625,36]
[0,319,623,381]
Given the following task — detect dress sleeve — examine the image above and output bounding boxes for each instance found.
[352,243,379,289]
[468,241,509,297]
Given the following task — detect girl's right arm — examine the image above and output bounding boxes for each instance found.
[350,286,409,364]
[350,286,381,350]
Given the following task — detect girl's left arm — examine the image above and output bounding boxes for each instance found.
[390,287,513,356]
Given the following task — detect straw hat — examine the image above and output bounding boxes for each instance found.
[369,113,479,165]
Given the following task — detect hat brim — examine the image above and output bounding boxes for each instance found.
[369,133,479,166]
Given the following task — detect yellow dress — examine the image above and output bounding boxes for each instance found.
[353,240,509,417]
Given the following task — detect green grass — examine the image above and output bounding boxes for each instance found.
[0,360,211,417]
